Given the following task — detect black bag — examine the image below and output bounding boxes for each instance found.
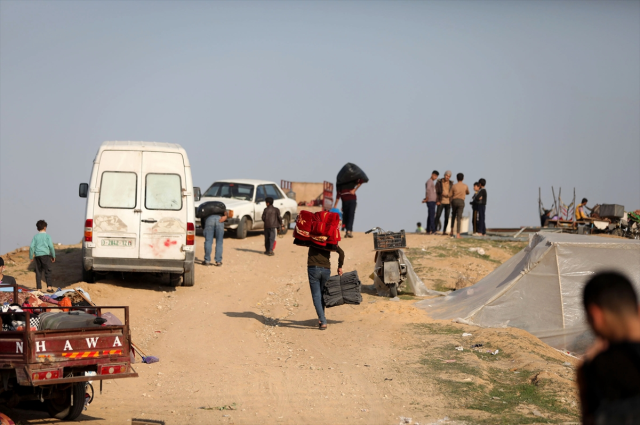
[336,163,369,186]
[196,201,226,219]
[38,311,105,330]
[322,271,362,308]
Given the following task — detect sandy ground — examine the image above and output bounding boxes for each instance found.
[2,232,581,425]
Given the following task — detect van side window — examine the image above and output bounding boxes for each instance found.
[145,174,183,210]
[99,172,137,209]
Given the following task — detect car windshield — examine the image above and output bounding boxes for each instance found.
[203,182,255,201]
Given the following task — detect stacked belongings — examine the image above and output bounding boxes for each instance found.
[336,162,369,195]
[323,271,362,308]
[293,210,341,250]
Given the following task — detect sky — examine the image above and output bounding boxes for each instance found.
[1,0,639,253]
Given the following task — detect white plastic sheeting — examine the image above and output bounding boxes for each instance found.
[373,250,447,297]
[416,233,640,353]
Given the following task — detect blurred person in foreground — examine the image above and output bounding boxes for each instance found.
[578,271,640,425]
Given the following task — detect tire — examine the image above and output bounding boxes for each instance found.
[611,228,624,237]
[46,382,86,421]
[182,268,195,287]
[389,284,398,298]
[236,216,251,239]
[280,213,291,236]
[169,273,182,287]
[82,268,95,284]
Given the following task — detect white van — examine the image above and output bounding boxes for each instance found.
[79,141,202,286]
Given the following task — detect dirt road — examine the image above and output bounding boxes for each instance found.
[2,233,580,424]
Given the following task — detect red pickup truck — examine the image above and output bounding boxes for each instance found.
[0,283,137,421]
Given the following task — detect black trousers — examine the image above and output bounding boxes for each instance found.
[342,200,357,232]
[472,206,478,234]
[35,255,53,290]
[477,205,487,235]
[450,199,465,234]
[264,228,277,253]
[435,204,451,234]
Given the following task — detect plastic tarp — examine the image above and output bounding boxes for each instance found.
[416,233,640,353]
[373,250,448,297]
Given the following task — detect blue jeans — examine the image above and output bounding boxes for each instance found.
[307,266,330,325]
[203,215,224,263]
[426,201,436,233]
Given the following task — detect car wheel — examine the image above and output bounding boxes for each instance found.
[236,217,251,239]
[280,213,291,235]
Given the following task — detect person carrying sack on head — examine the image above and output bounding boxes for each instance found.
[262,197,284,256]
[203,210,227,267]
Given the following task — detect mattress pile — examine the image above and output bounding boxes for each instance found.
[293,210,341,249]
[323,271,362,308]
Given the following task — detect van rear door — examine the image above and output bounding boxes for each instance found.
[92,151,141,259]
[139,151,187,260]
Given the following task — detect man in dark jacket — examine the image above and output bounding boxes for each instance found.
[476,178,487,236]
[262,197,283,256]
[578,272,640,425]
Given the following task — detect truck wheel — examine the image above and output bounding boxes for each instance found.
[389,284,398,298]
[82,268,95,284]
[280,213,291,235]
[46,382,86,420]
[236,217,251,239]
[182,268,195,287]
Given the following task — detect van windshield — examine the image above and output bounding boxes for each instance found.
[203,182,254,201]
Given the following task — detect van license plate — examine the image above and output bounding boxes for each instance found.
[101,239,134,247]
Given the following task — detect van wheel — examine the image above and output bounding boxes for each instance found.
[280,213,290,235]
[236,217,251,239]
[182,269,195,287]
[170,273,182,287]
[46,382,86,420]
[82,268,95,284]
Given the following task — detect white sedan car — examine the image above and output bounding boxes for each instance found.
[195,179,298,239]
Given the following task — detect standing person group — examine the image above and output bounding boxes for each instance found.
[423,171,487,237]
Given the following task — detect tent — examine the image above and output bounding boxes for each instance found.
[417,233,640,353]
